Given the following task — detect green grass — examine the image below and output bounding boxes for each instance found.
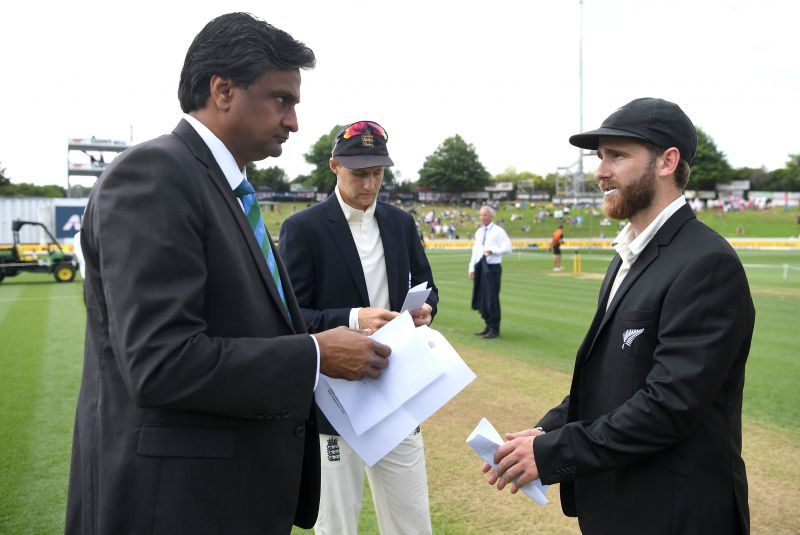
[1,247,799,533]
[0,276,85,534]
[423,249,800,434]
[695,208,800,238]
[264,202,800,240]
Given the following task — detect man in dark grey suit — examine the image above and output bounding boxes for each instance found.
[279,121,438,534]
[485,98,754,534]
[66,14,390,535]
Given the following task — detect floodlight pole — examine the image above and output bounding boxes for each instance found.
[577,0,585,187]
[66,146,71,198]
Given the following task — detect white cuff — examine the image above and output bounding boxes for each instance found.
[349,307,361,330]
[309,334,320,391]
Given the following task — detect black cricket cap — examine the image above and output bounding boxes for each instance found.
[331,121,394,169]
[569,97,697,164]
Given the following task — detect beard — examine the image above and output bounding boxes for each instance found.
[602,162,657,220]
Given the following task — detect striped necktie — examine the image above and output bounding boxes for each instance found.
[234,179,289,314]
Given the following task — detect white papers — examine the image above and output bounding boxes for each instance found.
[401,281,432,312]
[466,417,549,505]
[315,324,476,466]
[324,312,443,436]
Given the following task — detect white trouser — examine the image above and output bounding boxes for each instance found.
[314,430,432,535]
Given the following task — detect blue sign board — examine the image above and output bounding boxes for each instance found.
[55,206,85,238]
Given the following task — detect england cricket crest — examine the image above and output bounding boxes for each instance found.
[326,436,340,462]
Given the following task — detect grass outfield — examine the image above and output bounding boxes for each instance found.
[264,203,800,240]
[1,249,799,534]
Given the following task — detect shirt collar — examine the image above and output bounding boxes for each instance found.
[334,185,377,223]
[183,114,245,190]
[612,195,686,266]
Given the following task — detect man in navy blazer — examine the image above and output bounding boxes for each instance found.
[279,121,438,534]
[66,15,390,535]
[486,98,754,534]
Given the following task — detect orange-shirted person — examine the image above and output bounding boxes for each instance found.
[552,225,564,271]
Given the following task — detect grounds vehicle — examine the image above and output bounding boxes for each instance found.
[0,220,78,283]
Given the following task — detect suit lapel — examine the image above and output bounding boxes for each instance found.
[578,256,620,364]
[325,196,371,306]
[581,240,660,363]
[173,120,294,331]
[582,202,696,362]
[375,203,401,310]
[273,246,307,332]
[598,256,621,309]
[602,244,659,324]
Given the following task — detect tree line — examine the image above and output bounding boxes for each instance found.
[1,127,798,197]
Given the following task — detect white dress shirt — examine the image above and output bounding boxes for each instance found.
[606,196,687,308]
[468,222,513,273]
[183,114,321,386]
[333,186,391,330]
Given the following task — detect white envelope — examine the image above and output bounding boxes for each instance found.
[466,417,549,505]
[401,281,432,312]
[323,312,443,436]
[316,325,476,466]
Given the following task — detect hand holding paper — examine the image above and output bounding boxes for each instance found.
[324,312,443,436]
[401,281,432,313]
[316,324,475,466]
[467,418,549,505]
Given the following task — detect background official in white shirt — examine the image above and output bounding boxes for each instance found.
[468,206,512,339]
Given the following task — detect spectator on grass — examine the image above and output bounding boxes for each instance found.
[484,97,754,535]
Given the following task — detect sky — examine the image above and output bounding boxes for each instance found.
[1,0,798,189]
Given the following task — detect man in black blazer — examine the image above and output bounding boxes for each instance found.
[279,121,438,534]
[66,14,390,535]
[486,98,754,534]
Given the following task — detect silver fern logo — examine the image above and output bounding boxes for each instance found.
[622,328,645,349]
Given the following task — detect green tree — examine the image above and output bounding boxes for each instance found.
[0,162,9,186]
[417,134,490,193]
[689,128,733,191]
[730,166,773,191]
[771,153,800,191]
[302,125,342,193]
[0,182,66,197]
[494,166,550,199]
[302,125,395,194]
[246,163,290,192]
[493,166,544,185]
[67,184,93,197]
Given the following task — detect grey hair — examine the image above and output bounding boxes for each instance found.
[480,205,495,216]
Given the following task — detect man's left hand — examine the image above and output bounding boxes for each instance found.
[409,303,433,327]
[483,434,540,493]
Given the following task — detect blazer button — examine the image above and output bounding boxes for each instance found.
[295,425,306,438]
[283,410,291,418]
[255,410,266,419]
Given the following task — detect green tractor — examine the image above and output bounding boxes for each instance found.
[0,220,78,283]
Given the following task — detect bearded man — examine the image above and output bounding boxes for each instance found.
[483,98,754,535]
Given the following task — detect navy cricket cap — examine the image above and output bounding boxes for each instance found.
[569,98,697,164]
[331,121,394,169]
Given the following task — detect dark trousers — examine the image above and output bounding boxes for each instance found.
[483,264,502,332]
